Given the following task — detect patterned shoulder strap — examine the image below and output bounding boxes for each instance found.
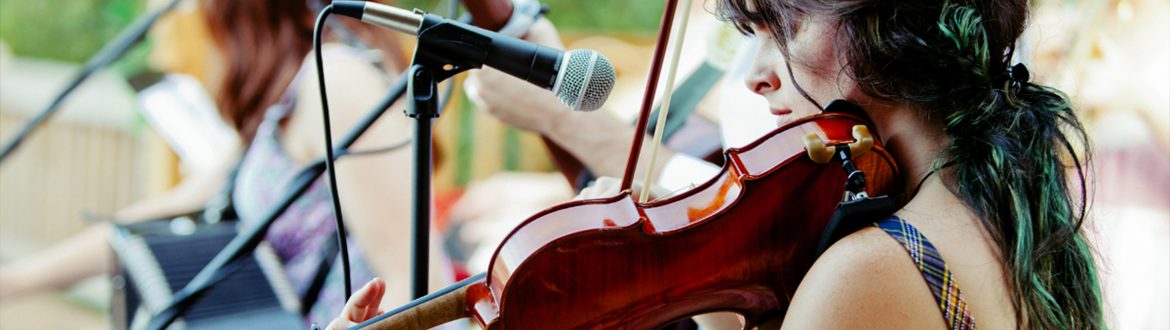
[873,216,977,330]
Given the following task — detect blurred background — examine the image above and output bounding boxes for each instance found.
[0,0,1166,328]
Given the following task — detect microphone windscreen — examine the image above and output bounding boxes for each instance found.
[554,50,615,112]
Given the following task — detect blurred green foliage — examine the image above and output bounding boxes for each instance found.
[0,0,660,76]
[0,0,148,75]
[397,0,665,35]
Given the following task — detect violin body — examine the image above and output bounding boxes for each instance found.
[457,112,901,329]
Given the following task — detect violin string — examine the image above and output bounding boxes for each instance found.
[639,0,696,203]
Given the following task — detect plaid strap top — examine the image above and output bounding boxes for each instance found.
[874,216,977,330]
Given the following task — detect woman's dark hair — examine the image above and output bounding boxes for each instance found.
[717,0,1102,328]
[200,0,405,142]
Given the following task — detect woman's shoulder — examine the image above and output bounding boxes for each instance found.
[314,43,387,67]
[300,43,392,89]
[283,42,406,163]
[780,223,949,329]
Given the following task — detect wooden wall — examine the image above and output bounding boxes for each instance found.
[0,113,148,256]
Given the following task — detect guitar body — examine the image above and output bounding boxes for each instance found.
[469,113,900,329]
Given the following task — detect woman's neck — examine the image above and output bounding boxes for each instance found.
[870,104,949,197]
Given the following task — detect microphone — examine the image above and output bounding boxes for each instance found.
[331,1,614,111]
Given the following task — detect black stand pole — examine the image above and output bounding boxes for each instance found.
[148,10,497,328]
[396,12,496,301]
[406,65,439,299]
[145,75,410,330]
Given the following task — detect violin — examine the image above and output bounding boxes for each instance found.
[357,110,900,329]
[354,0,901,328]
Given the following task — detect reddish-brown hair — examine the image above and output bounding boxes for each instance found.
[200,0,404,142]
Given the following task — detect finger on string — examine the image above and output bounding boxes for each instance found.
[361,278,385,321]
[345,278,384,322]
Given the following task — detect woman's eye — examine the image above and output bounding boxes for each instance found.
[732,22,755,36]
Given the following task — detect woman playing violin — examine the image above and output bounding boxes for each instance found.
[717,0,1102,328]
[333,0,1102,328]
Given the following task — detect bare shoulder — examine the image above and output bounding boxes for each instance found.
[780,226,946,329]
[285,43,407,161]
[295,43,394,113]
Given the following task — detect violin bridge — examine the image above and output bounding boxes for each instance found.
[802,125,873,164]
[803,133,835,164]
[802,125,875,202]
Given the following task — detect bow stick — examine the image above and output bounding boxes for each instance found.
[638,0,696,202]
[620,0,684,193]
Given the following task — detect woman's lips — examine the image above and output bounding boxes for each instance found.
[770,108,793,116]
[771,108,794,126]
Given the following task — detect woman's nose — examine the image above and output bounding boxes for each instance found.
[744,64,781,96]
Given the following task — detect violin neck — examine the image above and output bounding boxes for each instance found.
[356,273,488,330]
[359,284,469,330]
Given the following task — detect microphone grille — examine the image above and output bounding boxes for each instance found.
[554,50,615,112]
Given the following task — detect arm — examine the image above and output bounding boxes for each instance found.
[290,45,450,310]
[0,146,236,300]
[464,18,679,183]
[115,149,238,221]
[0,224,111,300]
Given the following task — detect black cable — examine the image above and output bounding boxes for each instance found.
[341,140,413,158]
[309,0,464,304]
[308,0,386,75]
[313,5,354,301]
[0,0,184,166]
[316,0,458,306]
[146,55,413,330]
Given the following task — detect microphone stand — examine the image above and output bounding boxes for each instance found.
[145,75,409,330]
[145,10,494,330]
[407,65,438,300]
[0,0,184,166]
[402,12,501,299]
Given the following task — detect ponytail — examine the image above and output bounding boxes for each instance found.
[936,4,1104,329]
[717,0,1105,327]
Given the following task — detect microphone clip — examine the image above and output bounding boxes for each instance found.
[410,14,494,82]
